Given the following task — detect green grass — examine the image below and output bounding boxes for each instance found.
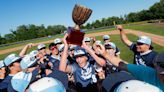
[85,28,114,34]
[0,43,51,60]
[95,34,164,63]
[1,34,164,63]
[124,23,164,36]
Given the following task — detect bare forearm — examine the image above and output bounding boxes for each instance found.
[120,30,132,47]
[59,45,68,72]
[103,53,123,67]
[19,45,29,57]
[85,47,106,66]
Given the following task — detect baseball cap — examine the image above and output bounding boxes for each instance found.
[84,37,91,42]
[69,45,77,51]
[104,42,116,49]
[20,54,38,70]
[95,40,102,45]
[11,71,32,92]
[115,80,162,92]
[28,77,66,92]
[137,36,151,45]
[37,43,46,50]
[29,50,38,57]
[4,54,21,66]
[74,46,87,57]
[54,38,62,45]
[153,52,164,74]
[103,35,110,40]
[58,44,65,52]
[0,60,5,68]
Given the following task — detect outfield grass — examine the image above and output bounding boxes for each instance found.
[85,28,114,34]
[1,34,164,63]
[124,23,164,36]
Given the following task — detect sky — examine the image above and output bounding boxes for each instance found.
[0,0,160,36]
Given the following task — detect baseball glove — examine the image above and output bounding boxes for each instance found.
[72,4,92,26]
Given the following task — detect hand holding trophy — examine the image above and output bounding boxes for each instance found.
[66,4,92,46]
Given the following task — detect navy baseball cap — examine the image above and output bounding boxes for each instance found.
[74,46,87,58]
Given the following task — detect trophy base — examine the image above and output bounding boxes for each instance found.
[66,27,85,46]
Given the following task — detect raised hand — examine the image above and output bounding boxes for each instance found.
[116,25,123,31]
[62,33,68,46]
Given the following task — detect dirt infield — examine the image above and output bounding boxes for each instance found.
[0,29,163,55]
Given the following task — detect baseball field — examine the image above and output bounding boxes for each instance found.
[0,22,164,63]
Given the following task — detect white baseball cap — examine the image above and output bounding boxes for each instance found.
[28,77,66,92]
[37,43,46,50]
[11,71,32,92]
[104,42,116,49]
[137,36,151,45]
[95,40,102,45]
[103,35,110,40]
[4,54,21,66]
[20,54,37,69]
[0,60,5,68]
[69,45,77,51]
[58,44,65,52]
[54,38,62,45]
[84,37,91,42]
[29,50,38,57]
[115,80,162,92]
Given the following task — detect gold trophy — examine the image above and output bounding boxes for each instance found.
[66,4,92,45]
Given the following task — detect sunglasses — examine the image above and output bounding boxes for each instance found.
[137,42,145,46]
[50,46,57,50]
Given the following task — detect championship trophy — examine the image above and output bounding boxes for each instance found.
[66,4,92,45]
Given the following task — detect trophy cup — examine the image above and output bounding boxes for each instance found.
[66,4,92,45]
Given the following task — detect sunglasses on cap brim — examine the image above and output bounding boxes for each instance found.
[103,39,109,41]
[136,42,145,45]
[105,44,112,49]
[85,41,90,42]
[55,42,62,45]
[38,47,46,51]
[74,54,86,58]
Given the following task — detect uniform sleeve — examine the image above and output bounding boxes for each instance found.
[71,63,78,73]
[129,43,137,53]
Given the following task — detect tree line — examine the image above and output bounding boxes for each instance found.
[0,0,163,45]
